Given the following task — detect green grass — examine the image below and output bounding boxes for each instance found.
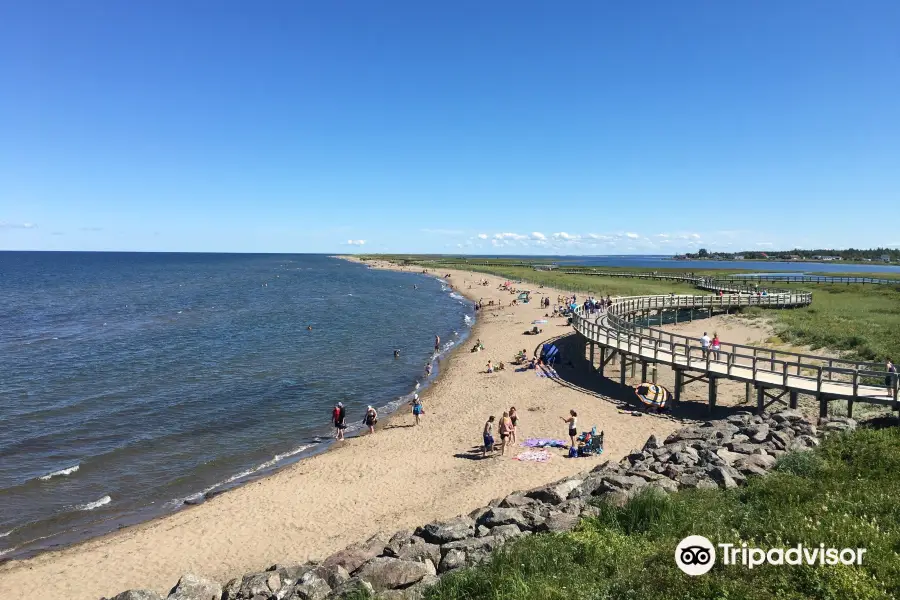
[744,283,900,362]
[425,427,900,600]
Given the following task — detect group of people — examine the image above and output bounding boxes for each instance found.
[481,407,519,457]
[331,402,379,440]
[700,331,722,360]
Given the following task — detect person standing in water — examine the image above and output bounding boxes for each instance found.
[364,405,378,434]
[332,402,346,441]
[434,334,441,353]
[561,410,578,448]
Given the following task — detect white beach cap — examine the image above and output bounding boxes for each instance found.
[414,394,419,400]
[337,402,343,407]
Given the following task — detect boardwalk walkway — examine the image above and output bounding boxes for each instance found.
[570,280,899,418]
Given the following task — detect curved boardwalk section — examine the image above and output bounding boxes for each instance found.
[571,283,899,419]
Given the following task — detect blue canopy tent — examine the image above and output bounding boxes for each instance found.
[540,343,560,366]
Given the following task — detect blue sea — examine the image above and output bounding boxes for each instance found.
[0,253,472,560]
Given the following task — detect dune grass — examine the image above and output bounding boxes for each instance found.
[424,427,900,600]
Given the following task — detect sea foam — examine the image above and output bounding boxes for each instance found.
[39,465,80,481]
[77,495,111,511]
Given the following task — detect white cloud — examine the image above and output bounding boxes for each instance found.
[655,233,669,238]
[344,239,366,246]
[689,233,701,239]
[625,232,640,239]
[530,232,546,240]
[477,233,488,240]
[494,232,528,240]
[552,232,580,240]
[0,222,37,229]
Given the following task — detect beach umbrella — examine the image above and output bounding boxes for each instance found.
[634,383,669,409]
[540,343,560,365]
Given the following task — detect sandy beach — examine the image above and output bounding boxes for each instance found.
[0,260,760,600]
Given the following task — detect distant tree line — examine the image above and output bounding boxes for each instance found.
[680,248,900,261]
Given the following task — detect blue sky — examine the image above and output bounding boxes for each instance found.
[2,1,899,254]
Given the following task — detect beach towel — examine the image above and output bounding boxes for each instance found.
[522,438,568,448]
[535,366,558,379]
[513,449,551,462]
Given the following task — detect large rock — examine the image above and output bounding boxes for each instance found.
[707,466,738,489]
[232,571,281,599]
[715,448,743,466]
[770,409,804,423]
[642,434,662,451]
[416,517,475,545]
[526,479,583,505]
[437,549,466,573]
[291,572,332,600]
[490,524,526,541]
[167,574,222,600]
[323,533,390,573]
[112,592,163,600]
[388,537,440,566]
[476,507,529,529]
[535,513,579,533]
[498,494,534,508]
[744,424,770,443]
[598,474,646,494]
[326,577,374,599]
[354,557,431,592]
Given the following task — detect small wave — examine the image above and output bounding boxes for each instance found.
[464,315,473,325]
[273,444,314,462]
[449,292,464,300]
[77,495,111,511]
[38,464,80,481]
[0,546,17,558]
[0,529,13,538]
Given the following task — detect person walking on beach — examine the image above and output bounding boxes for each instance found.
[410,393,423,425]
[509,406,519,444]
[711,333,721,361]
[332,402,346,441]
[434,335,441,353]
[364,405,378,434]
[700,332,711,359]
[498,411,513,455]
[886,359,897,397]
[561,410,578,449]
[482,416,496,458]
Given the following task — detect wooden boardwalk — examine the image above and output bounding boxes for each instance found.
[571,287,900,418]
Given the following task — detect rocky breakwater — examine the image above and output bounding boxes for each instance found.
[104,410,856,600]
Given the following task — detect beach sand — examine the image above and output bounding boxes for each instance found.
[0,261,761,600]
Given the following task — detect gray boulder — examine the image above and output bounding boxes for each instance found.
[355,557,430,592]
[291,573,332,600]
[326,577,373,599]
[167,574,222,600]
[535,513,579,533]
[437,549,466,573]
[642,434,662,451]
[707,466,738,489]
[323,532,390,573]
[416,517,475,545]
[476,507,529,529]
[490,524,526,541]
[112,591,163,600]
[498,494,534,508]
[770,409,804,423]
[526,479,583,505]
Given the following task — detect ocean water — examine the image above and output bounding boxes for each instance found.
[0,253,472,560]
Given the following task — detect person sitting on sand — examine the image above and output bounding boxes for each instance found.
[509,407,518,444]
[497,361,505,371]
[498,412,513,455]
[364,405,378,434]
[529,357,537,369]
[482,416,496,457]
[486,360,494,373]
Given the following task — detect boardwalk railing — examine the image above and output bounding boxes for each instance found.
[571,292,898,406]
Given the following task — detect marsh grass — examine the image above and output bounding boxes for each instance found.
[425,428,900,600]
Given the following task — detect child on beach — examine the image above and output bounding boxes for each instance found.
[561,410,578,448]
[482,416,496,457]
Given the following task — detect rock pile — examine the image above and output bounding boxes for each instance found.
[105,410,854,600]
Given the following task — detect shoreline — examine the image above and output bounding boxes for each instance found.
[0,260,681,600]
[0,263,473,564]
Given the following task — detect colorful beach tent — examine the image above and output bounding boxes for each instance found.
[635,383,669,409]
[540,343,560,365]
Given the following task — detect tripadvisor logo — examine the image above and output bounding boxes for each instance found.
[675,536,867,576]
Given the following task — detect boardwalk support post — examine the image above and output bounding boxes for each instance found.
[757,386,765,415]
[674,369,683,404]
[846,398,854,418]
[708,375,717,413]
[789,391,798,409]
[599,347,606,376]
[641,361,648,382]
[745,382,751,405]
[588,342,595,371]
[818,395,828,420]
[620,356,627,386]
